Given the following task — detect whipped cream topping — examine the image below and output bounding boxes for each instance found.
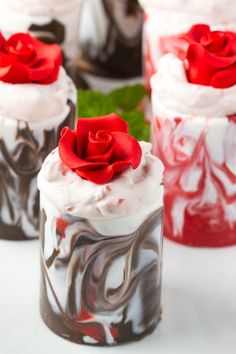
[151,54,236,119]
[38,142,164,220]
[0,67,70,123]
[139,0,236,22]
[0,0,80,16]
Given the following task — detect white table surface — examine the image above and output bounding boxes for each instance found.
[0,238,236,354]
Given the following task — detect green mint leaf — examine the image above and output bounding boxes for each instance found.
[121,110,150,142]
[77,85,150,142]
[108,84,146,111]
[78,90,116,117]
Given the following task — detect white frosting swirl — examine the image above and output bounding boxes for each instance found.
[0,0,81,16]
[139,0,236,22]
[0,67,70,123]
[38,142,164,220]
[151,53,236,119]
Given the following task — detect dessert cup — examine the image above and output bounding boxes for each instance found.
[0,0,81,84]
[151,54,236,247]
[77,0,143,91]
[139,0,236,93]
[0,69,76,240]
[38,139,164,345]
[139,0,236,123]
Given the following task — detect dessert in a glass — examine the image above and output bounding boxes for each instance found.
[0,33,76,240]
[0,0,81,84]
[139,0,236,93]
[77,0,143,91]
[151,25,236,247]
[38,114,164,345]
[139,0,236,122]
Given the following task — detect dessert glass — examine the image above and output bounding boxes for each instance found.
[151,54,236,247]
[38,141,164,345]
[77,0,143,91]
[139,0,236,122]
[0,71,76,240]
[139,0,236,93]
[0,0,81,84]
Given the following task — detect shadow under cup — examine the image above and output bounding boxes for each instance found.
[39,193,163,346]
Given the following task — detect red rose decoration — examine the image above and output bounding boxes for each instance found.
[160,24,236,89]
[58,114,142,184]
[0,32,62,84]
[160,24,211,60]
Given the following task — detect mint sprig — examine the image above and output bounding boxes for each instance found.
[77,84,150,142]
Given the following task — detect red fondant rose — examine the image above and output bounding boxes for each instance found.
[160,24,236,88]
[0,32,62,84]
[58,114,142,184]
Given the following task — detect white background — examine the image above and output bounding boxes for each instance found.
[1,239,236,354]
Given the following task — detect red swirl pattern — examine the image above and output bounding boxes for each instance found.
[152,115,236,247]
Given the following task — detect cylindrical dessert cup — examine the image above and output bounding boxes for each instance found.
[139,0,236,123]
[151,54,236,247]
[77,0,143,91]
[38,142,164,345]
[0,68,76,240]
[139,0,236,93]
[0,0,81,85]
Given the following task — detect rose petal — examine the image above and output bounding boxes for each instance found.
[205,34,226,54]
[160,24,211,60]
[186,43,236,86]
[74,165,114,184]
[86,130,112,158]
[110,131,142,169]
[28,58,60,84]
[211,61,236,88]
[187,24,211,43]
[0,32,62,84]
[0,33,6,50]
[58,127,108,170]
[76,114,128,156]
[0,51,18,66]
[85,147,113,163]
[0,63,30,83]
[59,116,142,185]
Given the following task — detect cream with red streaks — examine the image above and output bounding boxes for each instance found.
[139,0,236,92]
[38,142,164,235]
[151,54,236,246]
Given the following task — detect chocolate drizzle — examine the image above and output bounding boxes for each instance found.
[0,101,75,240]
[78,0,143,79]
[40,207,163,345]
[29,19,65,45]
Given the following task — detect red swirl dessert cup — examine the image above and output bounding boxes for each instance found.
[139,0,236,94]
[138,0,236,123]
[151,25,236,247]
[0,33,76,240]
[38,114,164,345]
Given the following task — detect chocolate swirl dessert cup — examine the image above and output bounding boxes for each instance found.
[77,0,143,91]
[151,25,236,247]
[0,33,76,240]
[38,114,164,345]
[0,0,82,84]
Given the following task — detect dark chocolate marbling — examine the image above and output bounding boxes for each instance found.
[78,0,143,79]
[0,101,75,240]
[40,206,163,345]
